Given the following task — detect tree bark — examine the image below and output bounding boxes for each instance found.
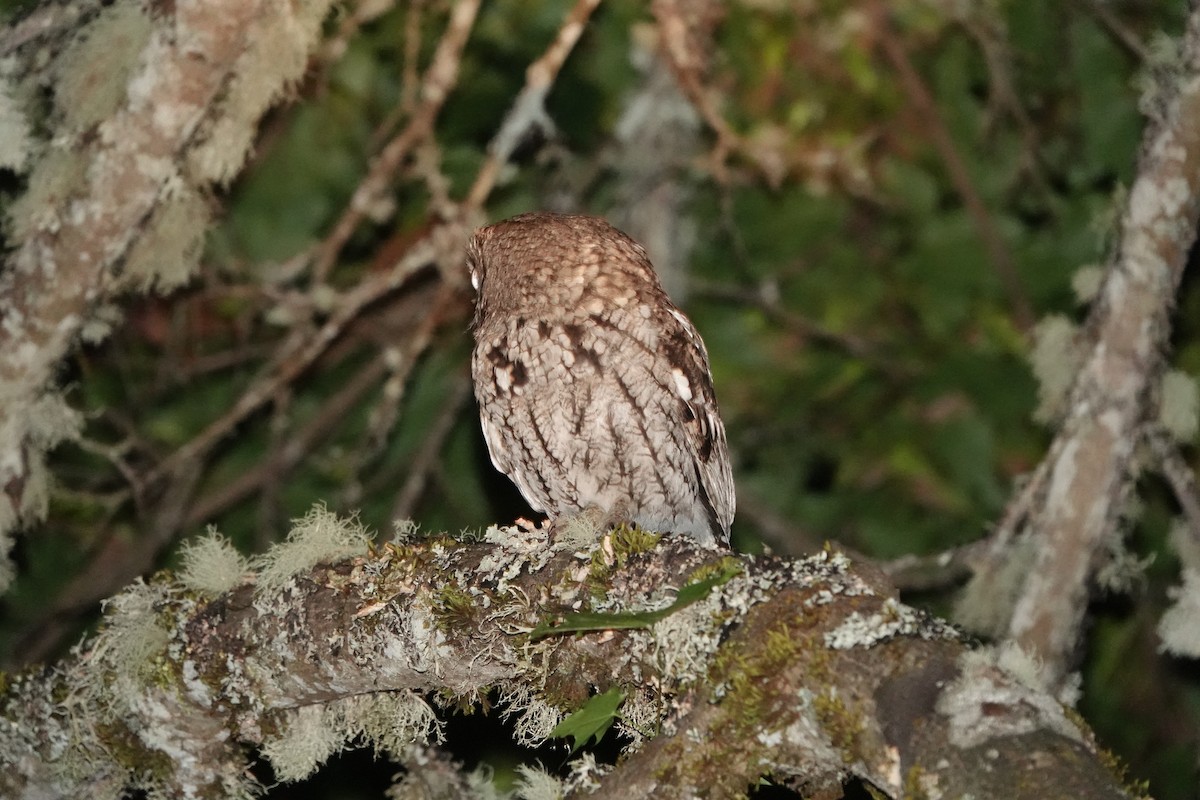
[1,518,1134,799]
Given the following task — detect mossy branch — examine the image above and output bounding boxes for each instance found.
[1,509,1135,799]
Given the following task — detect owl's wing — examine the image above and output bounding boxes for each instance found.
[472,331,550,515]
[662,307,736,541]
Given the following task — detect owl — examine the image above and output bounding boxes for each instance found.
[467,212,735,546]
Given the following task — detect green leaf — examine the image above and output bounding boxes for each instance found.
[529,560,741,640]
[549,687,625,753]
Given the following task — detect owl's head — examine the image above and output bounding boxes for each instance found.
[466,212,663,326]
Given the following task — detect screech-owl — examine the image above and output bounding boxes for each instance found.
[467,212,735,546]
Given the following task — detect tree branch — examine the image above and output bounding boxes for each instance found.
[1004,7,1200,689]
[1,512,1133,798]
[0,0,338,587]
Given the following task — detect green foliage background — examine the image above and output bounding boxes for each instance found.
[2,0,1198,796]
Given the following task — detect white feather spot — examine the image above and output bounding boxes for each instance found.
[672,368,693,401]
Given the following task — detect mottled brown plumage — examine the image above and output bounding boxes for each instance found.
[467,212,735,546]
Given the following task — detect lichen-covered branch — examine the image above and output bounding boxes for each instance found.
[1,508,1133,799]
[0,0,338,588]
[1003,7,1200,689]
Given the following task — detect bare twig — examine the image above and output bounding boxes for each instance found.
[463,0,605,211]
[184,354,391,529]
[869,1,1036,333]
[1073,0,1150,62]
[882,539,989,593]
[689,278,893,369]
[1146,427,1200,545]
[311,0,481,283]
[953,9,1054,198]
[339,285,463,506]
[732,490,823,556]
[652,0,739,184]
[391,373,473,520]
[148,233,449,486]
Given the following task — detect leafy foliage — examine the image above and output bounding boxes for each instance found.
[549,687,626,754]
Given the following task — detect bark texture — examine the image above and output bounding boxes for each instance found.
[1,516,1134,799]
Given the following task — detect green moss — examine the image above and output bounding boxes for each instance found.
[432,584,479,632]
[709,619,805,736]
[686,555,744,586]
[812,689,865,763]
[1095,742,1152,800]
[94,718,175,784]
[585,524,661,597]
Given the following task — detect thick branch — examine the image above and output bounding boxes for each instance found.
[0,0,336,582]
[1006,9,1200,688]
[1,517,1131,798]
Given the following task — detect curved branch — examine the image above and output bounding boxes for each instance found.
[1,517,1131,798]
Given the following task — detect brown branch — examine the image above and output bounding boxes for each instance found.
[1004,7,1200,690]
[0,0,272,478]
[869,2,1036,333]
[0,0,340,587]
[310,0,481,283]
[1146,427,1200,547]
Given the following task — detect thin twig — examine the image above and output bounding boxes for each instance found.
[652,0,739,184]
[869,1,1036,333]
[339,285,463,506]
[149,234,447,486]
[1146,427,1200,546]
[311,0,481,283]
[689,278,893,369]
[184,354,392,528]
[391,373,473,520]
[1073,0,1150,62]
[463,0,604,211]
[881,539,989,593]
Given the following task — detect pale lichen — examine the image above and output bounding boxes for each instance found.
[54,1,154,134]
[1029,314,1084,424]
[500,687,563,747]
[1159,369,1199,442]
[177,529,250,596]
[1071,264,1105,305]
[187,0,332,185]
[512,763,564,800]
[953,535,1037,637]
[260,704,343,782]
[0,74,33,172]
[253,504,373,593]
[1159,567,1200,658]
[824,598,956,651]
[936,648,1085,750]
[120,186,211,293]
